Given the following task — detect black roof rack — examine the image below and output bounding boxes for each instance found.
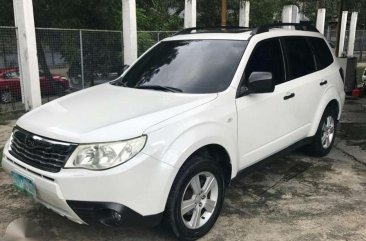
[251,23,318,35]
[174,23,318,37]
[175,26,250,35]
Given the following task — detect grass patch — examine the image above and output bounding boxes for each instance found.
[0,110,25,125]
[356,66,365,86]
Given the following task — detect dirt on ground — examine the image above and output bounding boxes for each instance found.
[0,98,366,241]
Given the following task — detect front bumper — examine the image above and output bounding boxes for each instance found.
[2,148,177,226]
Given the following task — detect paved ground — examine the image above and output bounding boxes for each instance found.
[0,97,366,241]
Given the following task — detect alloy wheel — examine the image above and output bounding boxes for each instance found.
[321,115,335,149]
[180,171,218,229]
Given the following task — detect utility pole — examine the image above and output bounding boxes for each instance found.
[221,0,227,26]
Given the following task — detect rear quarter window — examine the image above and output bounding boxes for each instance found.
[308,37,334,70]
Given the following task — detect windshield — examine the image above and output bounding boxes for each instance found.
[112,40,247,93]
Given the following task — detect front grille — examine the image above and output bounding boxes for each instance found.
[9,127,77,173]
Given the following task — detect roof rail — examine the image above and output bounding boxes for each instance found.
[175,26,250,35]
[251,23,318,35]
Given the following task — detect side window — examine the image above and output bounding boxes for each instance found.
[308,37,334,70]
[244,38,285,86]
[282,37,316,80]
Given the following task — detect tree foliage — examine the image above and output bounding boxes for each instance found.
[0,0,365,30]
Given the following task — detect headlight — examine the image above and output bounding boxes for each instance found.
[65,136,147,170]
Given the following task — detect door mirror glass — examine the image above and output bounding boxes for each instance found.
[247,72,275,93]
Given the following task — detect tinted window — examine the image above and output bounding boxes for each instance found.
[308,37,334,70]
[283,37,316,80]
[244,38,285,85]
[113,40,247,93]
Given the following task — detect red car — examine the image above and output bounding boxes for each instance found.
[0,68,70,103]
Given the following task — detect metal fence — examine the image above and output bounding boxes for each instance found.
[0,26,176,113]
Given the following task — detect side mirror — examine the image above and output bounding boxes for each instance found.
[247,72,275,93]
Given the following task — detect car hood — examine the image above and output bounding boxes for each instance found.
[16,84,217,143]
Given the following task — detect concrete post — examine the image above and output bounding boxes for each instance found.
[282,5,299,30]
[13,0,41,111]
[184,0,196,28]
[338,11,348,57]
[122,0,138,65]
[239,1,250,28]
[282,5,299,24]
[347,12,358,57]
[316,8,326,34]
[79,30,85,89]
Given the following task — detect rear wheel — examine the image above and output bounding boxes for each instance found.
[164,154,225,240]
[306,106,337,157]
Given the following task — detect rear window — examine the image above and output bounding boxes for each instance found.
[308,37,334,70]
[114,40,247,93]
[282,37,317,80]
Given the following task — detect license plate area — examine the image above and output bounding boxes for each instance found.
[11,171,37,198]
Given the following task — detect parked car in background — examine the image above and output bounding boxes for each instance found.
[0,68,70,103]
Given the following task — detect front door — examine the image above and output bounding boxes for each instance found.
[236,38,300,169]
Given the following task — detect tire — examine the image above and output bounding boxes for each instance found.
[0,90,13,103]
[306,106,338,157]
[164,154,225,241]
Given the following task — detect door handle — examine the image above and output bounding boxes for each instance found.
[320,80,328,86]
[283,93,295,100]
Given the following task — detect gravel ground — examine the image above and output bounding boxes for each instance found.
[0,98,366,241]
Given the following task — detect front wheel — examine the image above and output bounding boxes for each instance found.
[164,155,225,240]
[306,107,337,157]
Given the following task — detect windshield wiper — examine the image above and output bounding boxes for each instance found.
[135,85,183,93]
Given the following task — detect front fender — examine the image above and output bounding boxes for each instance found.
[142,121,238,179]
[140,120,238,215]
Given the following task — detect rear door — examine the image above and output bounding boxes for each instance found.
[281,36,333,132]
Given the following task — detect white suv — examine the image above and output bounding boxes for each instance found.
[2,24,345,240]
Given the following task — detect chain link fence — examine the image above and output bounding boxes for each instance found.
[0,26,176,113]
